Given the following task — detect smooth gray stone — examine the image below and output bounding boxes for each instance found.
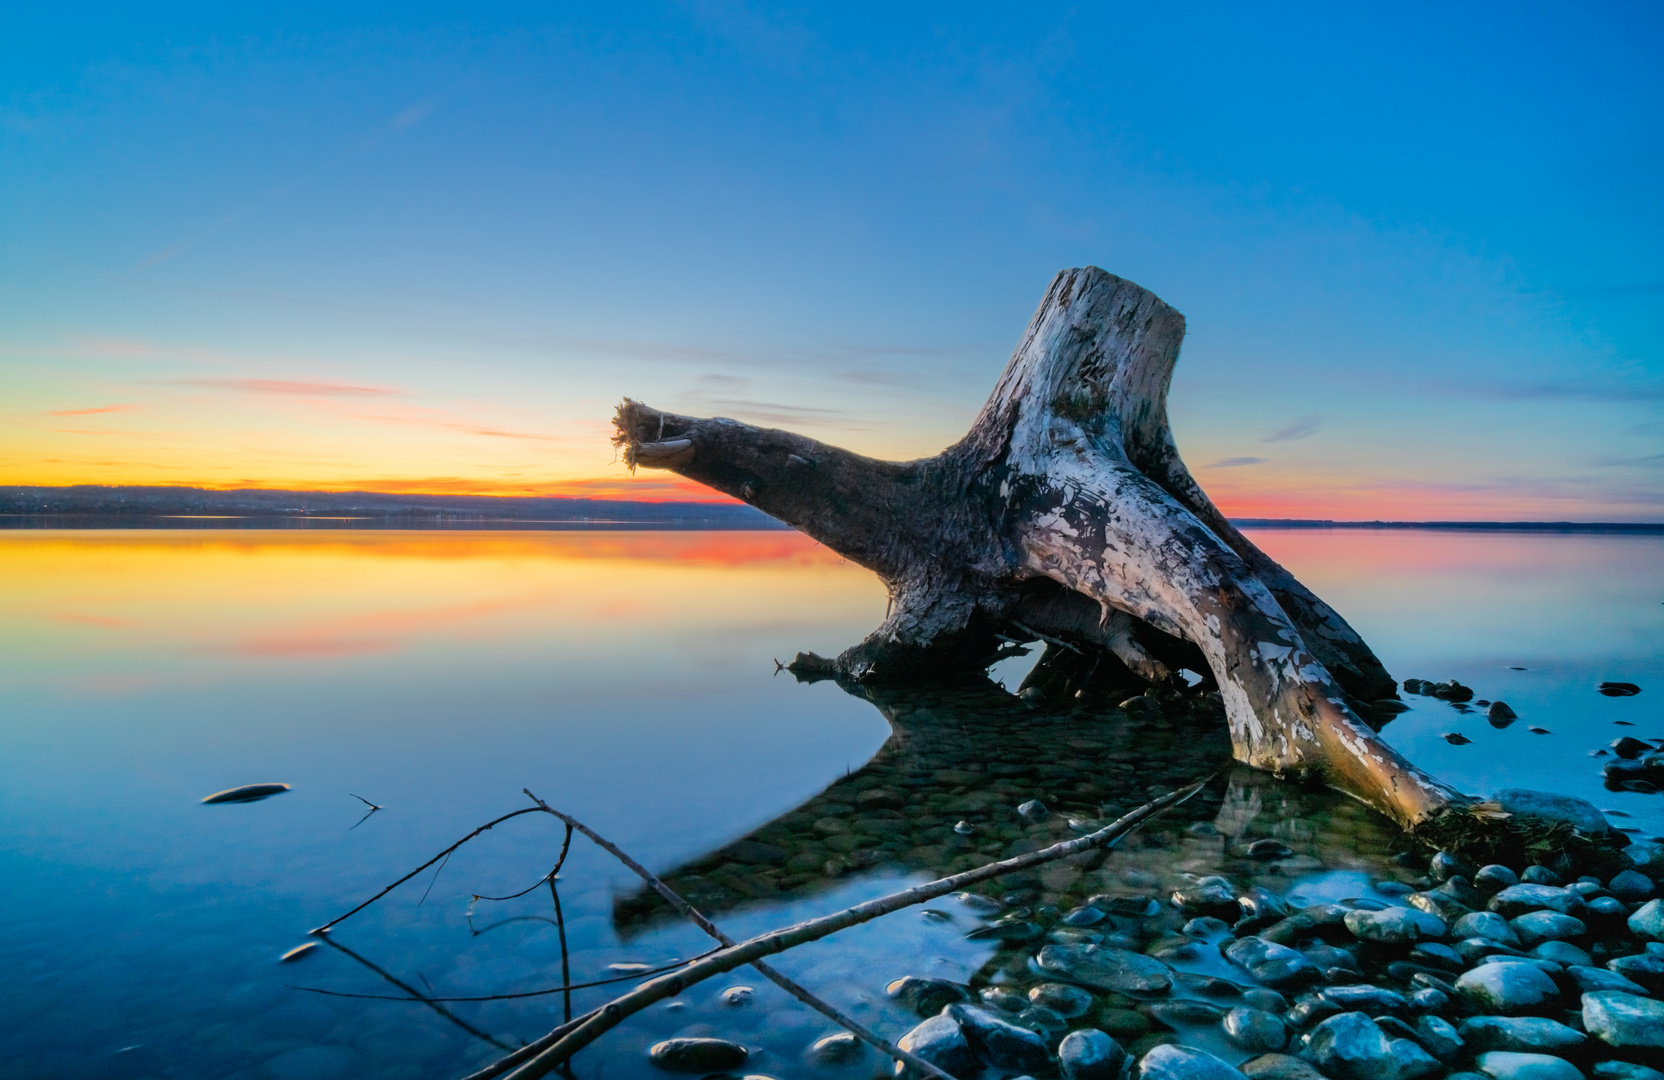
[1017,1005,1068,1033]
[1583,990,1664,1050]
[1455,963,1559,1013]
[1029,982,1094,1019]
[1564,964,1646,994]
[805,1032,863,1065]
[1318,984,1407,1016]
[1474,1051,1584,1080]
[1409,941,1465,970]
[888,977,974,1017]
[648,1037,749,1073]
[1416,1014,1464,1060]
[1409,987,1449,1013]
[978,986,1028,1013]
[1221,1007,1287,1053]
[947,1003,1050,1073]
[1299,1012,1395,1080]
[1173,876,1239,912]
[1476,865,1522,893]
[1521,866,1562,886]
[1407,890,1472,924]
[1456,911,1523,946]
[1149,1001,1226,1026]
[1236,887,1294,932]
[1431,851,1478,883]
[1457,936,1527,964]
[1608,950,1664,992]
[1477,955,1564,976]
[1238,1053,1325,1080]
[1224,937,1315,988]
[1490,788,1610,834]
[896,1014,980,1080]
[1510,911,1586,947]
[1064,905,1108,927]
[1630,898,1664,940]
[1137,1045,1246,1080]
[1609,869,1656,902]
[1457,1016,1587,1054]
[1036,944,1174,994]
[1624,841,1664,881]
[1592,1063,1664,1080]
[1059,1029,1126,1080]
[1387,1037,1441,1080]
[1529,941,1591,966]
[1344,907,1424,943]
[1489,885,1585,918]
[1587,895,1630,919]
[1184,916,1232,937]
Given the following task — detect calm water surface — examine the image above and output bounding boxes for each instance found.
[0,528,1660,1079]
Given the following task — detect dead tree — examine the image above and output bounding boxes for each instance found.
[613,267,1466,830]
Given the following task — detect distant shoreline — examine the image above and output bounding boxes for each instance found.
[1,486,1660,532]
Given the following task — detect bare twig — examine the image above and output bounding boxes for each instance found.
[498,775,1213,1080]
[473,824,574,903]
[292,949,723,1001]
[312,935,513,1051]
[521,790,955,1080]
[1011,620,1083,654]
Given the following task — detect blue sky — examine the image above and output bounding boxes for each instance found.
[2,2,1660,517]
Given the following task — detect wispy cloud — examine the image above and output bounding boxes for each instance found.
[358,411,564,441]
[1207,456,1267,468]
[48,404,133,416]
[161,378,398,397]
[1263,416,1322,443]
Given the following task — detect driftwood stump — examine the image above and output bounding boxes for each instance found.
[613,267,1466,829]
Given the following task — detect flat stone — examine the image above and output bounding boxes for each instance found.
[805,1031,863,1065]
[1059,1029,1126,1080]
[1317,984,1407,1016]
[1609,870,1656,902]
[1409,987,1449,1013]
[1584,989,1664,1050]
[1261,904,1349,946]
[1490,789,1611,834]
[1409,942,1465,970]
[1530,941,1591,966]
[948,1004,1051,1073]
[1416,1014,1464,1061]
[1029,982,1095,1019]
[1138,1044,1246,1080]
[1298,1011,1396,1080]
[1344,907,1424,944]
[1488,885,1585,919]
[1239,1053,1326,1080]
[1455,962,1559,1013]
[1630,898,1664,939]
[1149,1001,1227,1027]
[1173,876,1239,914]
[1388,1038,1441,1080]
[648,1037,749,1073]
[1510,911,1586,947]
[1474,1051,1585,1080]
[1477,955,1564,977]
[1457,936,1527,964]
[888,976,973,1017]
[1624,841,1664,881]
[1565,964,1646,994]
[1406,890,1472,924]
[1609,951,1664,992]
[1224,937,1316,988]
[1457,1016,1587,1054]
[1064,905,1108,926]
[1037,944,1174,994]
[1592,1064,1664,1080]
[896,1014,980,1080]
[1235,888,1294,933]
[1455,911,1522,945]
[1476,865,1522,893]
[1221,1007,1287,1053]
[1587,896,1630,919]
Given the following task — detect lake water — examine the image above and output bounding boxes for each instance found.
[0,527,1660,1079]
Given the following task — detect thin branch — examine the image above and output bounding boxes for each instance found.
[419,850,454,906]
[459,1013,599,1080]
[520,790,955,1080]
[312,935,513,1051]
[1011,620,1083,654]
[472,823,575,903]
[292,949,723,1002]
[498,775,1214,1080]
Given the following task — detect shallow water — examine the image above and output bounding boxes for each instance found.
[0,527,1659,1079]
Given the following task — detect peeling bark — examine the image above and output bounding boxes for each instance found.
[612,267,1466,828]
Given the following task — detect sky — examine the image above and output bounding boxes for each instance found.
[1,1,1660,519]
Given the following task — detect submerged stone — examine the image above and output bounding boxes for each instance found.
[1137,1044,1247,1080]
[1489,789,1610,835]
[1029,982,1094,1018]
[805,1032,863,1065]
[1058,1029,1126,1080]
[1224,937,1315,988]
[887,976,972,1017]
[1037,944,1173,994]
[896,1014,980,1080]
[648,1038,749,1073]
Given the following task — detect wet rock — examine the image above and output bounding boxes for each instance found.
[1137,1044,1247,1080]
[1029,982,1094,1018]
[1473,1051,1584,1080]
[1521,866,1562,885]
[1409,987,1449,1013]
[1458,1016,1587,1054]
[806,1031,863,1065]
[1102,895,1163,918]
[1430,680,1475,701]
[1248,840,1295,860]
[979,986,1028,1013]
[1036,944,1174,994]
[1222,1007,1287,1053]
[1410,972,1460,996]
[1407,890,1473,924]
[1408,942,1464,971]
[1224,937,1316,988]
[948,1003,1050,1074]
[1565,964,1646,994]
[957,892,1004,915]
[720,985,754,1006]
[1584,990,1664,1052]
[1530,941,1591,966]
[1476,865,1522,893]
[1065,905,1108,927]
[1609,870,1656,902]
[1415,1014,1464,1061]
[1261,904,1349,946]
[1491,789,1611,835]
[1185,916,1232,937]
[1455,962,1559,1013]
[1431,851,1479,883]
[1456,911,1523,946]
[1607,951,1664,992]
[1435,876,1490,910]
[1624,841,1664,880]
[1476,955,1564,978]
[1592,1064,1664,1080]
[1344,907,1425,944]
[1302,942,1363,976]
[1236,888,1294,933]
[887,976,973,1017]
[1457,937,1526,964]
[1285,996,1341,1029]
[1488,701,1519,722]
[1172,876,1238,914]
[1100,1008,1152,1040]
[1318,984,1407,1016]
[1059,1029,1126,1080]
[1630,898,1664,940]
[1239,1053,1326,1080]
[1050,928,1107,946]
[896,1014,980,1080]
[1600,682,1643,696]
[1489,885,1585,919]
[648,1037,749,1073]
[1018,799,1049,824]
[1587,896,1630,920]
[967,917,1044,943]
[201,782,291,804]
[1150,1001,1227,1028]
[1299,1011,1397,1080]
[1510,912,1586,947]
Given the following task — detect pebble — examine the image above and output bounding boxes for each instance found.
[1409,987,1449,1013]
[1473,1051,1584,1080]
[1298,1011,1402,1080]
[1488,885,1584,918]
[1431,851,1479,883]
[1488,702,1518,722]
[1036,944,1174,994]
[648,1038,749,1073]
[1520,865,1562,885]
[1029,982,1094,1018]
[979,986,1028,1013]
[1630,898,1664,940]
[1529,940,1591,966]
[1564,964,1647,994]
[1172,876,1238,913]
[1475,865,1522,893]
[1455,911,1522,946]
[1058,1029,1126,1080]
[719,985,753,1006]
[1248,839,1295,860]
[1509,911,1586,947]
[1343,907,1424,944]
[1457,1016,1587,1054]
[1454,962,1559,1013]
[886,976,971,1017]
[804,1031,862,1065]
[1317,984,1407,1015]
[1606,951,1664,992]
[1224,937,1316,988]
[1149,1001,1227,1026]
[1236,888,1294,933]
[1137,1044,1248,1080]
[1591,1066,1664,1080]
[947,1003,1051,1073]
[1065,905,1107,926]
[1018,799,1049,823]
[1221,1007,1287,1053]
[896,1014,979,1080]
[1583,989,1664,1051]
[1608,870,1655,901]
[1408,941,1464,970]
[1415,1014,1464,1060]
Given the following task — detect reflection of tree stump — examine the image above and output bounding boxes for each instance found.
[614,267,1465,829]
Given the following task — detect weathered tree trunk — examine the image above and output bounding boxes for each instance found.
[613,267,1468,829]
